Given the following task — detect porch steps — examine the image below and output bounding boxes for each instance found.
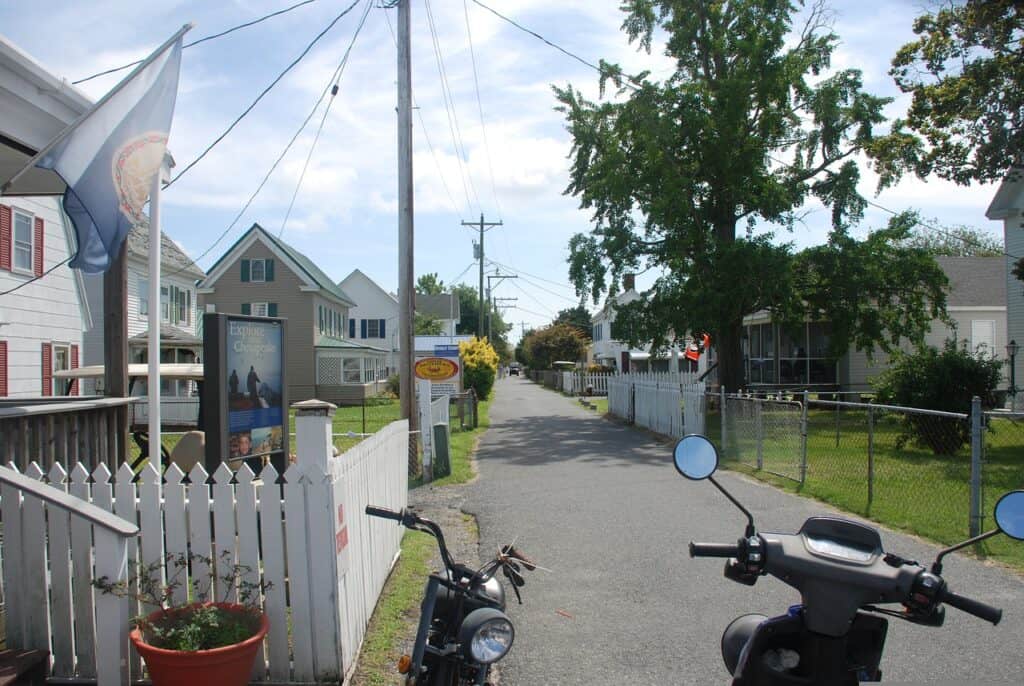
[0,649,48,686]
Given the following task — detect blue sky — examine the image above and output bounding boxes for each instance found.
[1,0,1004,344]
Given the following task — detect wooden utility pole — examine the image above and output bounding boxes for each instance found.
[462,214,502,338]
[397,0,419,476]
[486,271,516,342]
[103,241,129,458]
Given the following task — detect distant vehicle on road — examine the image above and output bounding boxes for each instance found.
[509,363,522,376]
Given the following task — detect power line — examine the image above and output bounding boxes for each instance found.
[510,303,551,319]
[486,257,578,291]
[382,8,462,219]
[74,0,324,84]
[280,0,374,238]
[462,0,502,220]
[0,257,72,296]
[447,261,476,286]
[424,0,481,214]
[509,279,557,316]
[166,0,362,188]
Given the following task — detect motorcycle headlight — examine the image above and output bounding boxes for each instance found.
[458,608,515,664]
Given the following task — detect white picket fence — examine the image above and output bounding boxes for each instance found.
[607,373,707,438]
[560,372,614,396]
[0,416,409,685]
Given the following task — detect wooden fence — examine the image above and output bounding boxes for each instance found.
[0,414,409,684]
[607,374,706,438]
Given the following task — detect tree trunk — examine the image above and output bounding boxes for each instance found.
[716,318,745,392]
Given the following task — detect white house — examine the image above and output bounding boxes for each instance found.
[590,274,655,371]
[339,269,399,373]
[0,36,94,398]
[987,167,1024,394]
[80,222,205,396]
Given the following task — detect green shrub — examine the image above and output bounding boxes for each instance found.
[460,337,499,400]
[873,339,1002,454]
[385,373,400,397]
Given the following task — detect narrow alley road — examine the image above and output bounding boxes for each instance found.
[466,376,1024,685]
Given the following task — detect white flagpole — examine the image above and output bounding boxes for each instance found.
[148,159,167,478]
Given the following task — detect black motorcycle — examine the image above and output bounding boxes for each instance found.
[365,505,535,685]
[673,434,1024,685]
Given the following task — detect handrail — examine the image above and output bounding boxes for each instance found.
[0,396,135,419]
[0,465,139,537]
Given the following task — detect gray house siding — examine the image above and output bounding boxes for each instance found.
[199,241,319,402]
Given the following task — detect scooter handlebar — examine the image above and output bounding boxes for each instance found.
[941,588,1003,625]
[365,505,404,522]
[690,541,742,558]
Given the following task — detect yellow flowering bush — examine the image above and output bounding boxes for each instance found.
[460,337,499,400]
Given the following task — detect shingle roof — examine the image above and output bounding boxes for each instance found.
[314,335,388,353]
[415,293,460,320]
[935,256,1006,307]
[126,221,205,280]
[129,323,203,346]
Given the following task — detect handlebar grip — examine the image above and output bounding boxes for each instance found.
[365,505,403,522]
[942,589,1003,625]
[689,542,741,558]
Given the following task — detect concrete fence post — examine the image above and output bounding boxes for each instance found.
[970,396,983,537]
[293,399,337,473]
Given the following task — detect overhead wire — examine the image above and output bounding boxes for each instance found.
[424,0,481,214]
[164,4,367,278]
[509,278,558,316]
[280,0,374,238]
[73,0,324,84]
[447,261,477,286]
[0,258,72,296]
[166,0,362,188]
[486,257,578,291]
[382,8,462,219]
[462,0,502,220]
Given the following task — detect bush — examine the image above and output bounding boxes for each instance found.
[385,373,400,397]
[460,337,499,400]
[873,339,1002,454]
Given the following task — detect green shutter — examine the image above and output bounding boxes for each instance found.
[379,319,386,338]
[265,259,274,282]
[240,259,250,282]
[241,303,251,315]
[268,303,278,317]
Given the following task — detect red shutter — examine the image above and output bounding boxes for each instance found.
[34,216,44,277]
[70,344,79,396]
[0,204,11,271]
[0,341,8,397]
[41,342,52,396]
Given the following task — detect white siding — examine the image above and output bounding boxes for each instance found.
[0,196,87,397]
[339,271,400,370]
[1005,216,1024,392]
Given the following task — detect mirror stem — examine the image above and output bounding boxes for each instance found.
[709,475,756,537]
[931,528,1000,575]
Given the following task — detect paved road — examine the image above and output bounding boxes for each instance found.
[466,376,1024,685]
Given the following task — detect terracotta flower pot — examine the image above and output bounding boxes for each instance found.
[129,602,268,686]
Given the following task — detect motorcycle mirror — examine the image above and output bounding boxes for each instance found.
[994,490,1024,541]
[673,435,719,480]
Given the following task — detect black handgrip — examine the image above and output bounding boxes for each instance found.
[941,589,1003,625]
[365,505,403,522]
[690,542,741,558]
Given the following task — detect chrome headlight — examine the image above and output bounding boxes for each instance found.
[458,607,515,664]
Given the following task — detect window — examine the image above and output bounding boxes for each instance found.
[252,302,269,317]
[13,210,33,272]
[319,305,325,334]
[971,320,995,354]
[367,319,380,338]
[139,278,149,316]
[52,344,70,396]
[161,286,170,321]
[343,358,361,383]
[251,259,265,282]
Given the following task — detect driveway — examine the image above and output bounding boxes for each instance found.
[466,376,1024,685]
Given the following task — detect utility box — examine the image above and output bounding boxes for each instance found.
[432,423,451,478]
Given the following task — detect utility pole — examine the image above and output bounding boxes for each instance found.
[397,0,419,476]
[486,271,517,342]
[462,213,502,338]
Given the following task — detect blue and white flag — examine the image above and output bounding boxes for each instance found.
[36,35,183,273]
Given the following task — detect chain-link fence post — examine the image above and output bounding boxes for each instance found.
[756,399,764,470]
[800,390,808,485]
[970,396,982,537]
[720,386,728,457]
[867,401,875,508]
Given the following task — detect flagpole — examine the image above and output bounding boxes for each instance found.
[1,23,193,192]
[148,158,168,479]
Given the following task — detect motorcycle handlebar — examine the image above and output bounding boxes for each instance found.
[365,505,404,522]
[941,588,1003,625]
[690,541,741,558]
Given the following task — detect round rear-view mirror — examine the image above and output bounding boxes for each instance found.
[994,490,1024,541]
[673,435,719,480]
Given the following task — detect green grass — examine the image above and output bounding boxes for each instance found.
[348,530,435,686]
[590,398,609,415]
[409,398,491,489]
[704,406,1024,569]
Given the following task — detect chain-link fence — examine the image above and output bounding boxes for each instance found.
[717,395,804,481]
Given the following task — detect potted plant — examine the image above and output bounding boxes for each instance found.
[94,551,270,686]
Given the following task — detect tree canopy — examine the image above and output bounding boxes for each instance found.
[557,0,946,389]
[896,214,1003,257]
[554,305,593,340]
[521,324,587,370]
[871,0,1023,186]
[416,273,446,295]
[453,283,513,362]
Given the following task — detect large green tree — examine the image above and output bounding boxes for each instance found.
[871,0,1023,186]
[558,0,945,389]
[522,324,586,370]
[416,273,446,295]
[554,305,594,340]
[453,283,513,362]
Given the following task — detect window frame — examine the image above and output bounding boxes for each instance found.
[12,208,35,274]
[250,259,266,283]
[251,302,269,317]
[139,277,149,318]
[367,319,381,338]
[51,343,71,396]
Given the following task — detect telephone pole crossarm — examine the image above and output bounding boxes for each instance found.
[461,214,503,338]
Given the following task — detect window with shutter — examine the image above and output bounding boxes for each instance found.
[241,303,251,315]
[367,319,380,337]
[70,344,79,396]
[349,318,355,338]
[0,340,7,396]
[265,259,274,281]
[268,303,278,317]
[252,302,268,317]
[250,259,265,282]
[0,204,11,270]
[12,209,34,273]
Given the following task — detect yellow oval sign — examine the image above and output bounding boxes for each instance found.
[415,357,459,381]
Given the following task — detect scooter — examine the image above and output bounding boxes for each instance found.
[673,434,1024,685]
[365,505,535,685]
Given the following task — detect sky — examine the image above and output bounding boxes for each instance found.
[0,0,1005,346]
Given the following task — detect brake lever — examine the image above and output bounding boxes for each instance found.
[502,544,536,571]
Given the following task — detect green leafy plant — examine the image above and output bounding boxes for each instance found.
[460,337,499,400]
[873,339,1003,454]
[94,551,270,652]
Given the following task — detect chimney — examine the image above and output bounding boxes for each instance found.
[623,273,635,292]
